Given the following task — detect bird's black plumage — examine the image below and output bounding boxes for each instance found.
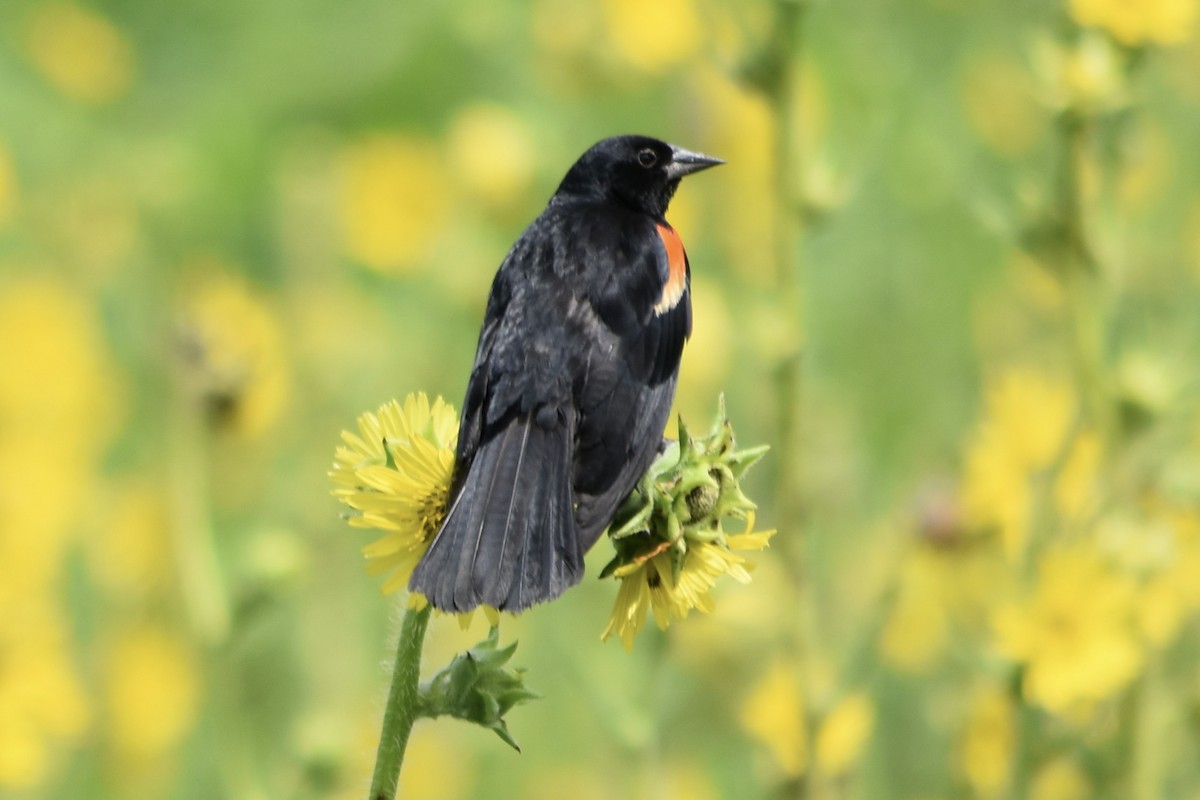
[409,135,722,612]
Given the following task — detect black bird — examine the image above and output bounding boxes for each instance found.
[409,135,723,612]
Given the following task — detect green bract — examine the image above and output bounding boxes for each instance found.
[602,397,769,583]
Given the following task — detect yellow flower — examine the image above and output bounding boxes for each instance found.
[178,267,290,437]
[662,761,720,800]
[601,526,774,650]
[86,482,173,600]
[739,659,807,778]
[0,142,15,228]
[1070,0,1198,46]
[702,76,774,276]
[0,279,123,591]
[331,394,458,594]
[338,134,450,273]
[24,2,135,104]
[994,546,1142,714]
[881,536,1013,673]
[395,725,475,800]
[672,279,733,423]
[879,550,951,671]
[961,55,1045,158]
[530,0,601,60]
[958,685,1014,796]
[961,370,1075,558]
[0,601,89,788]
[815,693,875,776]
[1030,757,1091,800]
[603,0,701,73]
[1134,508,1200,647]
[103,626,200,759]
[1033,34,1129,115]
[448,104,535,208]
[1054,432,1101,523]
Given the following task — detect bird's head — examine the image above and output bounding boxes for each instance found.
[555,135,723,217]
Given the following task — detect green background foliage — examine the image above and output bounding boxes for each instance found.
[2,0,1200,797]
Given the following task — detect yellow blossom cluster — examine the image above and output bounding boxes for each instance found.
[0,279,201,789]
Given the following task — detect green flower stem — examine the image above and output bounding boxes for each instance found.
[1057,113,1112,437]
[757,6,818,796]
[765,0,808,524]
[168,382,261,798]
[1010,692,1037,800]
[1131,656,1166,800]
[168,390,231,645]
[368,602,433,800]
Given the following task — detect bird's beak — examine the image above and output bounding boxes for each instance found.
[666,146,725,179]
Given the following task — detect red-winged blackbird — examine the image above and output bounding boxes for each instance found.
[409,135,722,612]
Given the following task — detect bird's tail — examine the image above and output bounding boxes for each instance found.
[409,413,582,612]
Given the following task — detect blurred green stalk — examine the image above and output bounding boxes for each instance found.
[168,389,231,645]
[368,603,432,800]
[1057,113,1112,436]
[763,0,807,523]
[756,2,815,796]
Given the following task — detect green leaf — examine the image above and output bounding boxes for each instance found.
[418,626,539,751]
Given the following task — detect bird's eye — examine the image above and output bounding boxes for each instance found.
[636,148,658,168]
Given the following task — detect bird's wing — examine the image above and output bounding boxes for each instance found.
[570,217,692,549]
[412,236,585,611]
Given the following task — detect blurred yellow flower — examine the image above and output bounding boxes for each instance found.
[815,692,875,776]
[448,104,535,208]
[87,482,173,600]
[1070,0,1198,45]
[1138,573,1188,647]
[958,684,1014,796]
[0,142,14,227]
[1117,122,1173,216]
[961,370,1075,558]
[1116,350,1180,417]
[994,546,1142,714]
[662,761,720,800]
[56,178,142,281]
[24,2,135,104]
[1054,431,1101,523]
[395,725,475,800]
[673,277,733,423]
[603,0,701,73]
[338,134,450,273]
[531,0,601,59]
[0,603,89,788]
[693,66,774,287]
[879,550,950,671]
[1030,757,1091,800]
[0,278,123,589]
[601,526,773,650]
[962,55,1045,158]
[1134,508,1200,647]
[524,765,612,800]
[740,659,807,777]
[0,278,122,441]
[1034,34,1129,115]
[1189,201,1200,278]
[330,394,458,594]
[103,626,199,759]
[178,268,290,437]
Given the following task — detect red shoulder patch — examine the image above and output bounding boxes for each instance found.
[654,223,687,315]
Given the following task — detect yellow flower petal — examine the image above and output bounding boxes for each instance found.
[330,394,458,595]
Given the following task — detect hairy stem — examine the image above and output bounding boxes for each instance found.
[368,603,433,800]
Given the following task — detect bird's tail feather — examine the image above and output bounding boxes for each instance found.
[409,414,581,612]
